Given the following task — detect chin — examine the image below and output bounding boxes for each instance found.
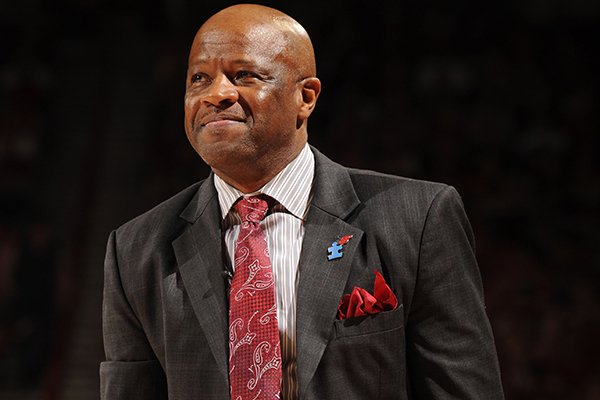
[197,141,257,169]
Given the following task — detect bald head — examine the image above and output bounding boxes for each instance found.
[183,4,321,193]
[194,4,316,78]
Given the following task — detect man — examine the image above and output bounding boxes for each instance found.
[101,4,504,399]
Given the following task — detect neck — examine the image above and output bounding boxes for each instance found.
[213,171,274,194]
[213,143,306,194]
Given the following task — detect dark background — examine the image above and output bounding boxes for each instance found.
[1,0,599,399]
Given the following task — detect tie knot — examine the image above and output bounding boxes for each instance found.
[234,195,269,223]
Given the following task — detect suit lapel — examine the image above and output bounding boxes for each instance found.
[169,150,366,393]
[296,149,364,396]
[172,176,229,380]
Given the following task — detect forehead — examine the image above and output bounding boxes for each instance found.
[190,23,288,65]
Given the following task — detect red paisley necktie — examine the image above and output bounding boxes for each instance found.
[228,196,282,400]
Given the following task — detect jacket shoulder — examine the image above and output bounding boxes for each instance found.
[346,167,455,206]
[112,180,205,249]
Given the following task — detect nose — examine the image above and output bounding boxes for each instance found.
[202,74,239,107]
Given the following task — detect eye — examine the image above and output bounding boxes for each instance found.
[190,73,208,84]
[234,70,259,82]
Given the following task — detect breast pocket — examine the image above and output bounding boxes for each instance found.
[333,304,404,338]
[316,304,407,399]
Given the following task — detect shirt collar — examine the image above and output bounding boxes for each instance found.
[214,143,315,220]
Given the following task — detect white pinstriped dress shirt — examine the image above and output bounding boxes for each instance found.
[214,143,314,400]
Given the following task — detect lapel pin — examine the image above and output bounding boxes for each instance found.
[327,235,353,261]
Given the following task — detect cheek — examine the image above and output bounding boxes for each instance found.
[252,87,292,123]
[184,92,200,126]
[255,88,269,103]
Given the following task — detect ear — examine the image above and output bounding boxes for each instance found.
[297,77,321,122]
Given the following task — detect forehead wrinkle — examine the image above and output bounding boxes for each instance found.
[193,30,246,54]
[189,45,274,70]
[191,27,286,69]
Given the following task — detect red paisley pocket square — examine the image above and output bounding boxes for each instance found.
[337,270,398,320]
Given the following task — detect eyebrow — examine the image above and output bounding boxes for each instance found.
[189,58,272,75]
[190,56,258,65]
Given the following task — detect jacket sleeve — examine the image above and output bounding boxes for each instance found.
[100,230,167,399]
[406,186,504,399]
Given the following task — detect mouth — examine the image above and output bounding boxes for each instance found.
[200,114,246,127]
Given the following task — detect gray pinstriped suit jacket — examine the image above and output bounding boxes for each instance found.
[100,147,504,399]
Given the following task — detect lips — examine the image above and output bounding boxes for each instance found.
[199,113,246,127]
